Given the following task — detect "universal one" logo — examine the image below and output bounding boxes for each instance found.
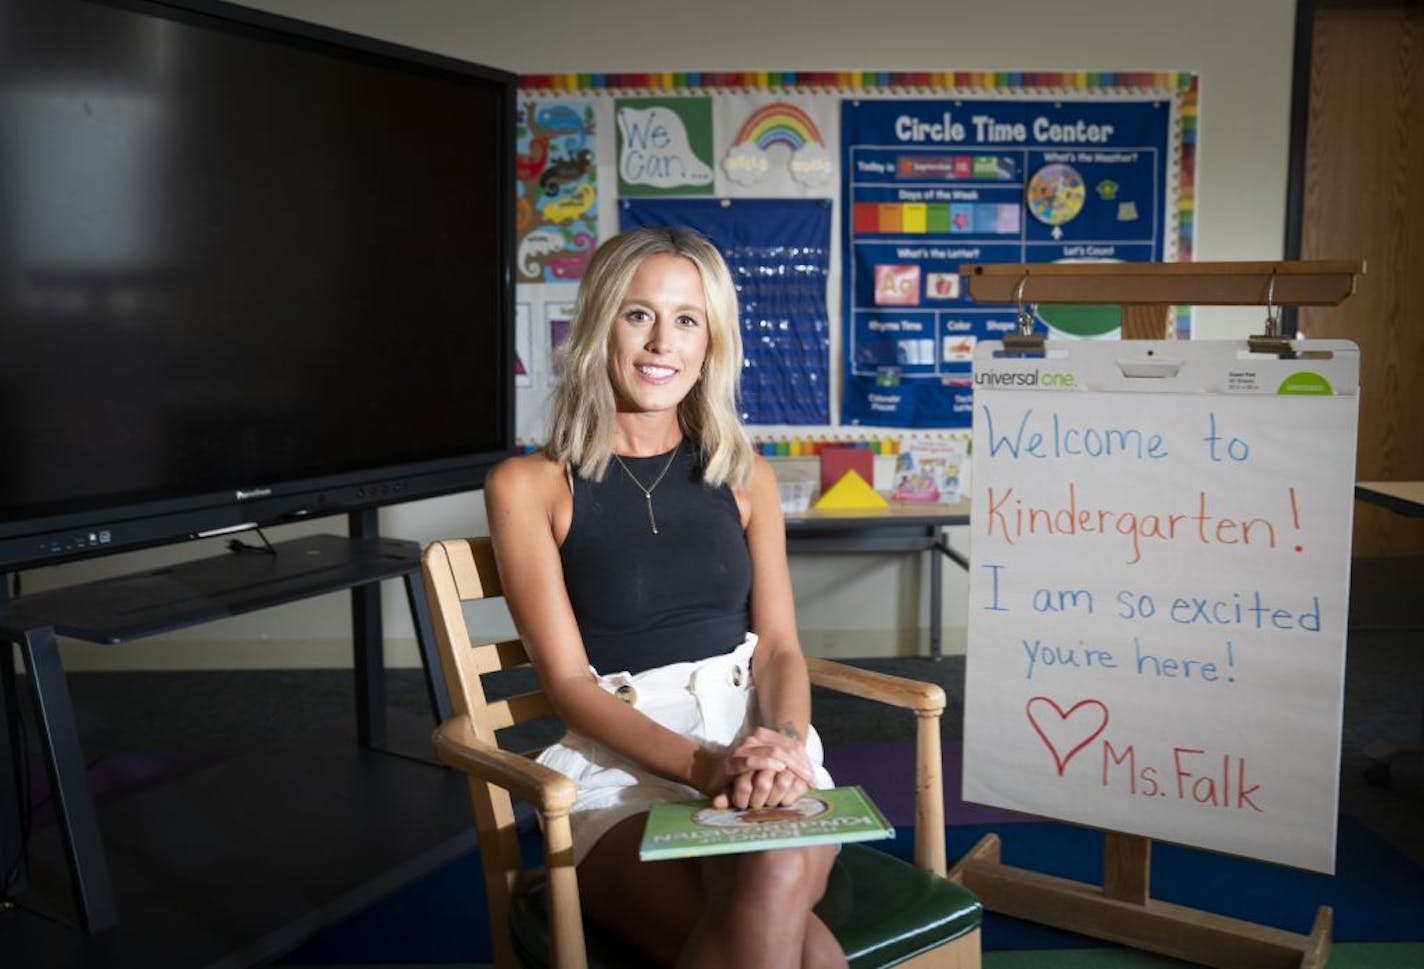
[973,370,1077,388]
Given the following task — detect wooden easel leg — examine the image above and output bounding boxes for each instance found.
[1103,831,1151,905]
[951,833,1334,969]
[1299,906,1333,969]
[947,832,999,884]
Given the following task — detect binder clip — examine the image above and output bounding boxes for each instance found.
[1247,270,1297,358]
[1001,272,1046,355]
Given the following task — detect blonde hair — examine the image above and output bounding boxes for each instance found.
[545,226,755,489]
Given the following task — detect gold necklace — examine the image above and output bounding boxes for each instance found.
[612,444,682,535]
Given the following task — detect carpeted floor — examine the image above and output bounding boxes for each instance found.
[262,600,1423,969]
[982,945,1424,968]
[272,945,1424,969]
[266,808,1424,966]
[7,559,1421,968]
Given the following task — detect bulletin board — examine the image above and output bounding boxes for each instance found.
[962,338,1360,873]
[512,71,1197,442]
[841,96,1180,427]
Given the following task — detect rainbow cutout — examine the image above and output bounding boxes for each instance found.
[732,102,825,151]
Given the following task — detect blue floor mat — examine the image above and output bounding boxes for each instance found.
[280,816,1424,965]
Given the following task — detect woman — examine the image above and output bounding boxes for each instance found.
[484,226,845,968]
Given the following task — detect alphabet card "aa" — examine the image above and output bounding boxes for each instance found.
[962,339,1359,873]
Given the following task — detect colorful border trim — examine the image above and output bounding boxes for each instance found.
[518,70,1196,92]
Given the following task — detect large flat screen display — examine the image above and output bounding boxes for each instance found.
[0,0,515,573]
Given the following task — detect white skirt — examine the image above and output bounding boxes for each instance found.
[535,633,834,865]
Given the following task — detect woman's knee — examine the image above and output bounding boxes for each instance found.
[736,847,832,901]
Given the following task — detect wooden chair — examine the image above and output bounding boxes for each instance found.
[423,536,983,969]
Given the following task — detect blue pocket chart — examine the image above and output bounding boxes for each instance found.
[621,197,832,425]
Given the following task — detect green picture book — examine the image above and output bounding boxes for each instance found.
[638,785,894,861]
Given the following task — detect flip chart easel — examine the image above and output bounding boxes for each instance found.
[948,260,1364,969]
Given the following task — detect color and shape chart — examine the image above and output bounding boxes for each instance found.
[840,97,1177,428]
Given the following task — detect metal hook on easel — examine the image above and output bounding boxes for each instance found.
[1263,270,1281,338]
[1004,271,1045,353]
[1014,272,1033,336]
[1248,267,1295,358]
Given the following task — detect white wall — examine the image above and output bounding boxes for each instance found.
[43,0,1299,669]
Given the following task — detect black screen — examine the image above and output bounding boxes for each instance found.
[0,0,514,569]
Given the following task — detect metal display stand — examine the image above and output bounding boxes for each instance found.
[0,511,448,936]
[947,259,1363,969]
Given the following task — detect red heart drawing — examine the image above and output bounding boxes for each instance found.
[1026,696,1110,776]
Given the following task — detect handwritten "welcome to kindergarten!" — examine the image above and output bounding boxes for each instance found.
[979,406,1303,565]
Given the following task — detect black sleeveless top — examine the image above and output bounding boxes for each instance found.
[559,443,752,675]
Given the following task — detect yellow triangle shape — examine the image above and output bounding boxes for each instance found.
[812,469,888,510]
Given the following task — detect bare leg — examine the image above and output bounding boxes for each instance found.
[578,815,845,969]
[801,907,846,969]
[577,813,707,966]
[681,844,845,969]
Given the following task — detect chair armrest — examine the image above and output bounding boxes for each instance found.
[808,657,949,874]
[806,657,946,715]
[433,715,577,815]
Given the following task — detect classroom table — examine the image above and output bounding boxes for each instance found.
[783,499,971,660]
[1353,481,1424,785]
[1354,480,1424,519]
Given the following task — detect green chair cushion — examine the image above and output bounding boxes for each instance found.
[509,842,982,969]
[819,843,982,968]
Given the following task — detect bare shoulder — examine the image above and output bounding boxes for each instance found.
[485,451,567,519]
[749,453,777,488]
[487,451,563,491]
[730,454,772,525]
[741,455,785,527]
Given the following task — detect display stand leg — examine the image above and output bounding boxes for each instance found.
[9,624,116,933]
[0,571,14,897]
[1,636,26,900]
[403,570,450,725]
[929,528,943,661]
[349,510,386,750]
[351,584,385,749]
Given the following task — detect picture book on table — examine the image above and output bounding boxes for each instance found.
[638,785,894,861]
[891,438,964,503]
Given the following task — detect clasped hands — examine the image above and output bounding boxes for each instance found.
[701,726,817,811]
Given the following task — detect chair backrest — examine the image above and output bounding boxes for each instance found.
[422,536,560,967]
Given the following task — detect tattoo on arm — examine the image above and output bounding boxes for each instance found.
[778,721,801,741]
